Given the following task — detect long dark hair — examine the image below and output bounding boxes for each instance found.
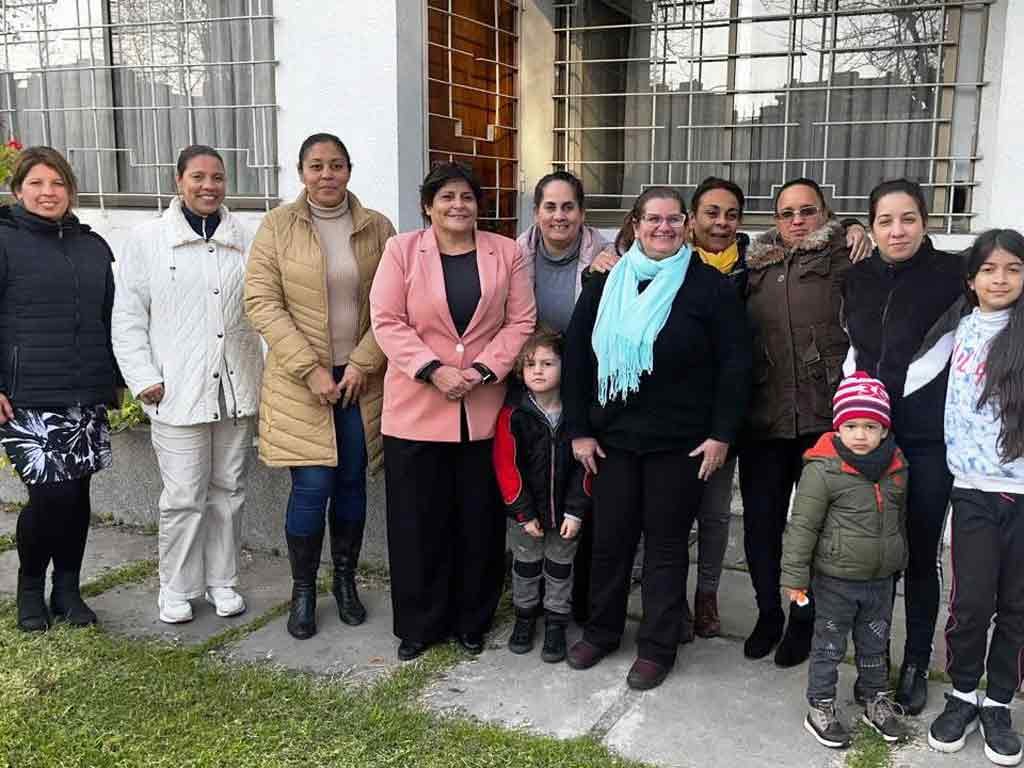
[967,228,1024,462]
[614,186,688,254]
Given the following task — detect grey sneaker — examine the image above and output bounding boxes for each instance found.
[805,699,851,749]
[862,691,908,743]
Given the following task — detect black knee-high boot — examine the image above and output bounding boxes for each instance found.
[330,518,367,626]
[286,530,323,640]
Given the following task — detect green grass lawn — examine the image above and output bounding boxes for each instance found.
[0,569,648,768]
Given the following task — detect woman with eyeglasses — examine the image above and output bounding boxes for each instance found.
[739,177,854,669]
[562,187,751,690]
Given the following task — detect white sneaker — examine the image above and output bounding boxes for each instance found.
[158,592,194,624]
[205,587,246,618]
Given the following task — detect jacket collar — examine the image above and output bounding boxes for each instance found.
[746,219,844,271]
[165,197,244,250]
[1,202,84,237]
[804,431,905,479]
[869,236,938,275]
[292,190,374,235]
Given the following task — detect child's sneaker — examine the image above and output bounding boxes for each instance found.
[979,705,1023,766]
[804,699,851,749]
[507,611,537,655]
[862,691,908,743]
[928,693,979,753]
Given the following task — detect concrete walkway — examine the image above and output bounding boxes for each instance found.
[0,511,1002,767]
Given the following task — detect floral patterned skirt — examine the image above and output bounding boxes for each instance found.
[0,405,112,485]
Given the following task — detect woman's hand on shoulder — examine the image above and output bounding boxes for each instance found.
[572,437,605,475]
[588,247,620,275]
[845,224,872,263]
[0,393,12,425]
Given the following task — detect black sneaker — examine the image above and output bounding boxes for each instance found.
[862,691,908,743]
[541,616,567,663]
[928,693,979,753]
[804,699,851,749]
[979,705,1023,766]
[507,614,536,655]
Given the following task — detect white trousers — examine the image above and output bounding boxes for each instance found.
[151,415,254,601]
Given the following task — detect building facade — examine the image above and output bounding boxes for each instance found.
[1,1,1019,251]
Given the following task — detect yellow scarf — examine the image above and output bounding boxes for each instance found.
[695,241,739,275]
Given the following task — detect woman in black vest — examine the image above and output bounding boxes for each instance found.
[841,178,965,714]
[0,147,121,632]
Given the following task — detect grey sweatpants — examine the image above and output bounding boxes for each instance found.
[509,522,580,616]
[807,572,894,704]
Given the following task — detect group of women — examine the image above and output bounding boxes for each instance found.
[0,138,968,707]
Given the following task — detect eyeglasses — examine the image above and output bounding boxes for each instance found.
[638,214,687,228]
[775,205,821,221]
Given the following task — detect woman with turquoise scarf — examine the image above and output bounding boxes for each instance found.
[561,187,752,690]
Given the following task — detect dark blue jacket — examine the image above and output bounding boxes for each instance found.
[0,204,120,408]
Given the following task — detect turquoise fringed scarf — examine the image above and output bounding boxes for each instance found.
[592,240,692,405]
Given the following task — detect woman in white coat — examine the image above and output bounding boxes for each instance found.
[112,145,263,624]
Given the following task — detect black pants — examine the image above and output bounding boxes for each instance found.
[807,573,893,703]
[738,435,820,616]
[17,476,92,578]
[897,440,953,669]
[585,446,704,667]
[383,435,504,644]
[944,488,1024,703]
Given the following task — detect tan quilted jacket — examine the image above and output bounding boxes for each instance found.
[244,191,395,471]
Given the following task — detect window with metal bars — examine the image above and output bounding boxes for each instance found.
[554,0,989,233]
[427,0,519,237]
[0,0,277,209]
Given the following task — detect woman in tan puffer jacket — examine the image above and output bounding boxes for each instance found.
[244,132,395,641]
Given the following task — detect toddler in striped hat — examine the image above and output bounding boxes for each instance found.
[832,371,891,455]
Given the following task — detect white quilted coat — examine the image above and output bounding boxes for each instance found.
[112,198,263,426]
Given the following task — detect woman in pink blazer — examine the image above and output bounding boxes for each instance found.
[370,163,536,661]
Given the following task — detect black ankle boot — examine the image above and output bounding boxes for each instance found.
[329,519,366,626]
[744,609,784,659]
[508,608,537,655]
[895,662,929,715]
[774,600,814,668]
[50,570,97,626]
[286,531,322,640]
[16,571,50,633]
[541,612,569,663]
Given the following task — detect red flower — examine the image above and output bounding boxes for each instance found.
[5,139,22,151]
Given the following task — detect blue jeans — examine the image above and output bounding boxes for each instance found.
[285,368,368,537]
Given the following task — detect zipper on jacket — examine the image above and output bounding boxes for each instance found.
[876,279,896,378]
[8,345,18,399]
[549,431,557,529]
[58,223,84,391]
[874,483,885,577]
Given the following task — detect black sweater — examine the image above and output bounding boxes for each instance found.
[562,258,752,454]
[0,204,121,409]
[841,238,966,443]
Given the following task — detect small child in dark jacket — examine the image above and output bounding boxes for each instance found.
[493,328,592,662]
[781,371,910,750]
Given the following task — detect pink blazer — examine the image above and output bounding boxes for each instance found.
[369,227,536,442]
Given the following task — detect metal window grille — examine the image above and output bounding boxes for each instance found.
[0,0,278,209]
[427,0,519,237]
[554,0,990,233]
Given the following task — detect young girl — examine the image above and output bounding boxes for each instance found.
[930,229,1024,767]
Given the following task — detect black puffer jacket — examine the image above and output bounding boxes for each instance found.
[841,238,967,443]
[0,204,120,408]
[493,393,591,530]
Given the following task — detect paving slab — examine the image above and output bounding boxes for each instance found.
[0,524,157,594]
[87,550,290,645]
[226,586,399,684]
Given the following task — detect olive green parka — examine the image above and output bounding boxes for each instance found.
[781,432,908,591]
